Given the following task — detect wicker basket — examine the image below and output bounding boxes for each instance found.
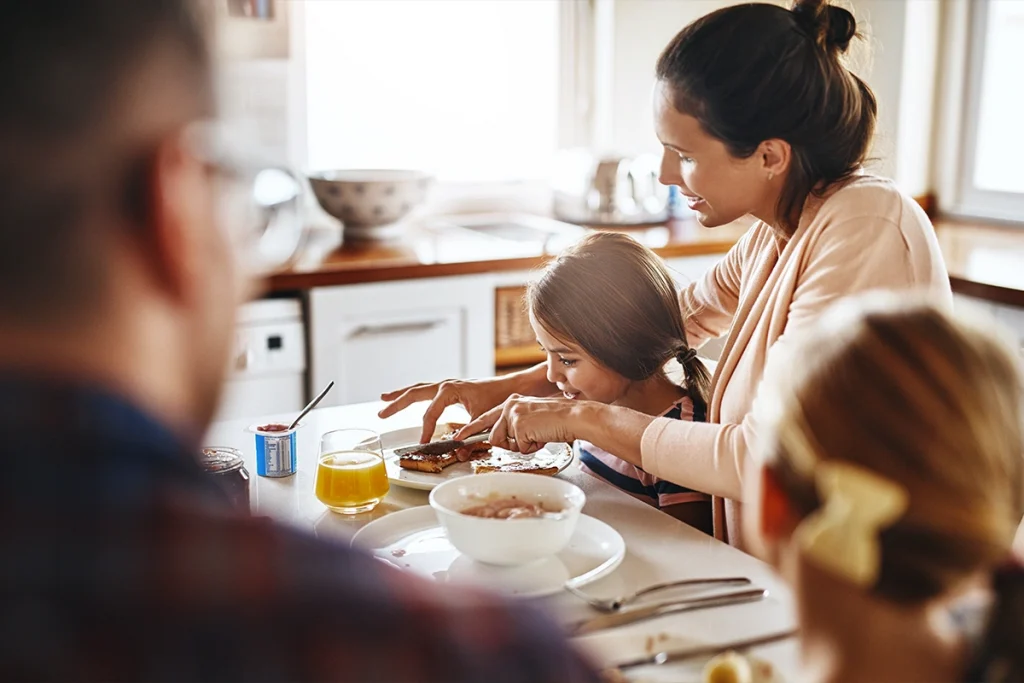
[495,286,533,348]
[495,286,544,368]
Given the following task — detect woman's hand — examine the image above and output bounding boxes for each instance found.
[463,396,654,467]
[481,395,592,454]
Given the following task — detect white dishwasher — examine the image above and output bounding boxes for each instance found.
[214,298,307,421]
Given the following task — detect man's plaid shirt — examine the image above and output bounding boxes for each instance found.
[0,374,599,682]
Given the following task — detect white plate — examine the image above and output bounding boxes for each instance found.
[381,424,574,491]
[351,506,626,598]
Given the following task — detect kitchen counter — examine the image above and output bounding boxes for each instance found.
[267,217,749,291]
[936,219,1024,307]
[271,215,1024,310]
[205,401,798,679]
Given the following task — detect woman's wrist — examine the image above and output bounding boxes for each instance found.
[568,401,654,468]
[567,401,605,442]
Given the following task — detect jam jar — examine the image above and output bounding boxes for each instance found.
[199,447,251,512]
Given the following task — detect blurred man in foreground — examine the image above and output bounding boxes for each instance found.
[0,2,598,680]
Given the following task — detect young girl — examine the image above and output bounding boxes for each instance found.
[744,296,1024,683]
[526,232,713,531]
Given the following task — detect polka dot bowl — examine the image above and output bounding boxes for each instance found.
[308,169,433,240]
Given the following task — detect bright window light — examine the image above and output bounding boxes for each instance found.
[972,0,1024,194]
[303,0,560,183]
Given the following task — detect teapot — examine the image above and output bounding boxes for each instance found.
[552,150,670,226]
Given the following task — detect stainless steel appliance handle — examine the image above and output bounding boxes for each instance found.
[347,320,448,339]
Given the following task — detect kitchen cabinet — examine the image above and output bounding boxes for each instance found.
[991,305,1024,348]
[953,293,997,317]
[309,275,494,407]
[992,303,1024,349]
[953,293,1024,351]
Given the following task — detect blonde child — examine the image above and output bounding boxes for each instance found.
[745,296,1024,683]
[527,232,713,531]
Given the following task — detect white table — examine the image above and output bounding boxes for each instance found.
[207,401,798,679]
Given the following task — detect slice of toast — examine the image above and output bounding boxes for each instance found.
[472,459,559,476]
[398,451,457,473]
[397,422,470,473]
[440,422,492,463]
[455,442,492,462]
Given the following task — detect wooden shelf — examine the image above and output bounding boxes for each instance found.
[495,345,545,369]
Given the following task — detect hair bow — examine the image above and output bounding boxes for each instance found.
[795,461,909,587]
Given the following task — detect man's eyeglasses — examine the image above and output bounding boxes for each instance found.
[185,122,307,276]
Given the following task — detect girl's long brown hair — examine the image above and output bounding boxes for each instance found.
[527,232,710,414]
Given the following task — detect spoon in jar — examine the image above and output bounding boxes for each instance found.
[288,381,334,430]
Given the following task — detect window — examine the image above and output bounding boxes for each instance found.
[301,0,565,185]
[955,0,1024,221]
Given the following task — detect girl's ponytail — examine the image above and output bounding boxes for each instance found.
[676,345,711,418]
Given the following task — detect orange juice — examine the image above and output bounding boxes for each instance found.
[315,450,390,513]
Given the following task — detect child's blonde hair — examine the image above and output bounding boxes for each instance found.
[527,232,710,413]
[758,296,1024,680]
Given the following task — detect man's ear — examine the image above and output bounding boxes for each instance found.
[761,465,796,541]
[143,132,206,303]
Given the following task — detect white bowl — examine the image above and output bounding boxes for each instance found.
[429,472,586,566]
[308,169,432,240]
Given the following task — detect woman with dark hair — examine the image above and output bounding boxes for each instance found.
[381,0,952,546]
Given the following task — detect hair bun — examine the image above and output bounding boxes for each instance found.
[791,0,857,53]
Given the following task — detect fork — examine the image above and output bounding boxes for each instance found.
[564,576,752,612]
[568,588,767,636]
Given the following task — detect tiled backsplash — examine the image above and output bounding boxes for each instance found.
[217,59,291,163]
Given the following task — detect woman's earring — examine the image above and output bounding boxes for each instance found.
[768,172,774,181]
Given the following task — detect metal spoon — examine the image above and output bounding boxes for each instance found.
[288,381,334,430]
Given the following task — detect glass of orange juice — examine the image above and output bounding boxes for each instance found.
[315,429,390,514]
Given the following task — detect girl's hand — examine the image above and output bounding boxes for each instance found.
[378,364,554,444]
[486,395,595,454]
[378,377,516,445]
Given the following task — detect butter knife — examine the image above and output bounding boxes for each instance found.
[568,588,768,636]
[393,432,489,457]
[611,628,798,672]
